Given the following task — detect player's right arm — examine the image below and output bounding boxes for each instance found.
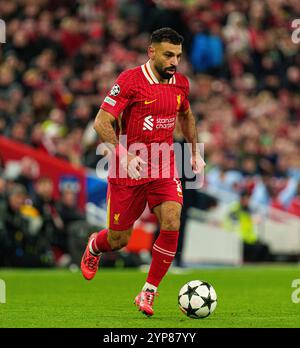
[94,72,145,179]
[95,70,133,151]
[94,109,118,151]
[94,109,145,179]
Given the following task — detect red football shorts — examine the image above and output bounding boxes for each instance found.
[107,178,183,231]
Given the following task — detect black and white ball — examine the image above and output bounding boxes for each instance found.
[178,280,217,319]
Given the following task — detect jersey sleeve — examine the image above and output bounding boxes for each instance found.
[178,76,190,113]
[100,71,134,119]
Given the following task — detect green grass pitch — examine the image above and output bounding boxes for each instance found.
[0,265,300,328]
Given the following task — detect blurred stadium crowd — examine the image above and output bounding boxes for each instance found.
[0,0,300,266]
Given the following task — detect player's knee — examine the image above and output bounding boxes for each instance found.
[160,204,181,231]
[117,235,130,249]
[108,236,123,250]
[161,216,180,231]
[108,230,130,250]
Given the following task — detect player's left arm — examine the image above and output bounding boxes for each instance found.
[177,106,206,174]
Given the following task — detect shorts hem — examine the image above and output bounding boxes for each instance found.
[108,224,134,231]
[149,198,183,213]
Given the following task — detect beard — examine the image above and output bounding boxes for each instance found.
[155,64,177,80]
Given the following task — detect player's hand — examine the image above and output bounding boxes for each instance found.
[191,152,206,174]
[128,154,146,180]
[122,153,146,180]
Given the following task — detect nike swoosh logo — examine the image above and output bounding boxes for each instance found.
[163,260,172,264]
[144,99,157,105]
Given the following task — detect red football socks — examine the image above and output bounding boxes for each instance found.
[91,229,112,253]
[146,230,179,287]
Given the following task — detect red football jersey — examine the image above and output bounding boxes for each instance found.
[100,60,190,185]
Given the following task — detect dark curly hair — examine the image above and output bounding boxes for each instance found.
[150,27,184,45]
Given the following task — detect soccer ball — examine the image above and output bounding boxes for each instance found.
[178,280,217,319]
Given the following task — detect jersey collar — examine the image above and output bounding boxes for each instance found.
[141,60,176,85]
